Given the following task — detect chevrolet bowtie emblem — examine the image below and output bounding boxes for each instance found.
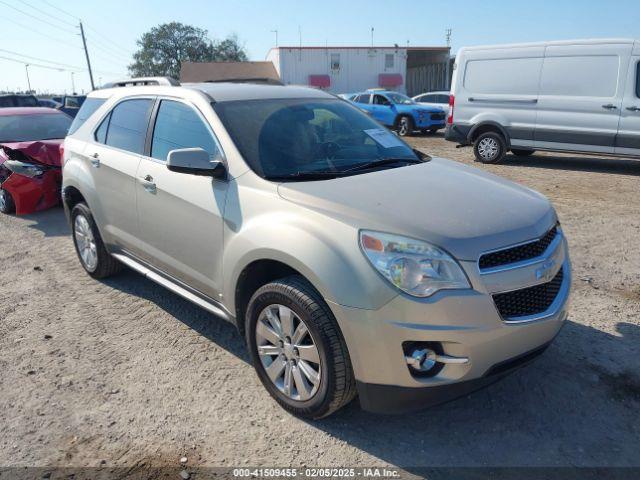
[536,258,556,282]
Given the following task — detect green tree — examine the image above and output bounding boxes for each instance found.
[128,22,248,79]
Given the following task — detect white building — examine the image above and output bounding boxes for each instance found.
[266,46,451,96]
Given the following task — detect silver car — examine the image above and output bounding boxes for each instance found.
[62,77,571,418]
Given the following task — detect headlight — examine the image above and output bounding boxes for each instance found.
[5,160,44,178]
[360,230,470,297]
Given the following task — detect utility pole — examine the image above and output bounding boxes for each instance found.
[271,29,278,47]
[445,28,452,90]
[371,27,374,48]
[25,64,31,92]
[71,72,76,94]
[79,21,95,90]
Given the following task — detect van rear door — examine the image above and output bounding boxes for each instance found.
[615,52,640,157]
[534,43,632,154]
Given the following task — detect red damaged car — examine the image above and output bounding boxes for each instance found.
[0,107,72,215]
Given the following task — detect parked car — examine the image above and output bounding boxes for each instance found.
[38,98,63,109]
[0,107,72,214]
[445,38,640,163]
[51,95,87,118]
[62,77,571,419]
[0,94,39,108]
[350,90,446,135]
[413,91,451,116]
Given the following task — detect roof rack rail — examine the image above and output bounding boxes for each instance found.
[102,77,180,88]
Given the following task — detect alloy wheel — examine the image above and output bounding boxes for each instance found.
[255,304,321,401]
[398,117,410,136]
[477,137,499,160]
[74,214,98,271]
[0,190,7,211]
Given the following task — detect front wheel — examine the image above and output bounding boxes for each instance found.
[396,115,414,137]
[246,275,356,419]
[0,188,15,214]
[473,132,506,164]
[71,203,122,279]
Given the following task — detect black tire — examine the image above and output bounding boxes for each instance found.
[473,131,507,164]
[0,188,16,214]
[71,202,122,279]
[511,148,535,157]
[396,115,414,137]
[246,275,357,419]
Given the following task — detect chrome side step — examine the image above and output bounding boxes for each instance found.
[112,253,232,321]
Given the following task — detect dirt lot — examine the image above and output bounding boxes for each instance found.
[1,134,639,475]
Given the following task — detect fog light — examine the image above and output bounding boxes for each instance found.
[403,341,469,378]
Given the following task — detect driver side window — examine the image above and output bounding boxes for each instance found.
[374,95,391,106]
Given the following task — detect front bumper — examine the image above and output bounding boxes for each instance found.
[328,234,571,414]
[415,115,445,129]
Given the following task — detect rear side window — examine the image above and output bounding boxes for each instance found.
[437,94,450,103]
[636,62,640,98]
[356,94,370,104]
[103,99,153,154]
[15,96,38,107]
[464,57,542,95]
[68,98,106,135]
[150,100,220,161]
[540,55,619,97]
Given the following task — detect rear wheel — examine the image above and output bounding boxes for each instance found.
[396,115,414,137]
[0,188,15,214]
[246,275,356,419]
[71,203,122,279]
[473,132,506,164]
[511,148,535,157]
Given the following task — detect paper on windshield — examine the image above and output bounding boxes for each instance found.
[364,128,406,149]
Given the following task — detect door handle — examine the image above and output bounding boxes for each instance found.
[602,104,618,110]
[626,106,640,112]
[90,152,100,167]
[139,175,156,192]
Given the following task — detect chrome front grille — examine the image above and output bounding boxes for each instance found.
[492,267,564,319]
[479,226,558,270]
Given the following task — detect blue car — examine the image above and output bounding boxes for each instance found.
[349,90,446,136]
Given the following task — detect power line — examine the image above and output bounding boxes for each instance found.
[18,0,77,28]
[37,0,77,20]
[85,35,131,62]
[0,55,66,71]
[2,14,82,50]
[85,24,134,55]
[0,0,77,35]
[0,48,82,70]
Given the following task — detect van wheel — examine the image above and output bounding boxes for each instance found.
[396,115,414,137]
[71,203,122,279]
[511,148,535,157]
[474,132,506,164]
[246,275,357,419]
[0,188,15,214]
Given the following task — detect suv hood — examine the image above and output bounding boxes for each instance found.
[277,157,556,261]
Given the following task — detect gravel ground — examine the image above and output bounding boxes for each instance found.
[1,134,639,475]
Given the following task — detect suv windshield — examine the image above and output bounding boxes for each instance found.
[214,98,421,180]
[0,113,72,142]
[386,93,415,105]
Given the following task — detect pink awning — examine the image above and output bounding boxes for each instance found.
[378,73,403,87]
[308,74,331,88]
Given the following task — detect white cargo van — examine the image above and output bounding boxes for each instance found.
[445,39,640,163]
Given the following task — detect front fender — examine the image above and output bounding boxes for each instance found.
[222,210,398,316]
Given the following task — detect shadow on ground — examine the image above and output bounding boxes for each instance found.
[105,268,640,469]
[505,153,640,177]
[20,206,69,237]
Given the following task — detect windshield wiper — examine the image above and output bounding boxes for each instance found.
[341,157,423,173]
[265,170,343,181]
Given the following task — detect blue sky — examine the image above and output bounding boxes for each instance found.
[2,0,639,94]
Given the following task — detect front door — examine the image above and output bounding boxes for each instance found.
[615,57,640,156]
[86,97,155,251]
[135,99,228,299]
[534,43,631,154]
[371,94,394,126]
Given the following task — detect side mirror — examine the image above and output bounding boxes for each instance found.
[166,148,226,178]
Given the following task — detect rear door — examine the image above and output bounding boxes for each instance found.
[615,55,640,156]
[534,43,632,153]
[86,97,155,251]
[134,98,228,299]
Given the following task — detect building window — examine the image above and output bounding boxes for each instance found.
[330,53,340,71]
[385,53,394,69]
